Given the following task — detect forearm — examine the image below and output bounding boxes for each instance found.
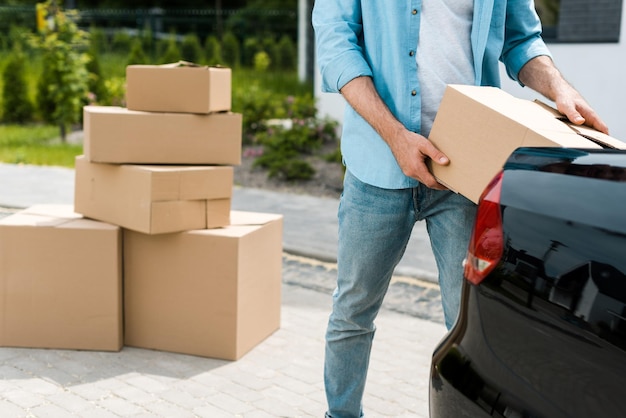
[518,56,609,133]
[518,55,571,102]
[339,76,405,145]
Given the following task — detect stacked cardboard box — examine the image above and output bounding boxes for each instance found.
[77,64,242,234]
[0,63,283,360]
[0,205,123,352]
[124,211,282,360]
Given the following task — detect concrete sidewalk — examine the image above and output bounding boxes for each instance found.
[0,279,446,417]
[0,163,446,417]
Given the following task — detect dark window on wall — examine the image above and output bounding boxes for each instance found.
[536,0,623,43]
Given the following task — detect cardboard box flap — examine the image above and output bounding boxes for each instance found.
[533,100,626,150]
[525,127,602,149]
[63,219,119,230]
[192,211,283,239]
[0,205,118,230]
[1,204,80,228]
[0,212,74,228]
[229,210,283,226]
[568,124,626,149]
[85,105,131,115]
[161,60,202,68]
[147,61,228,70]
[20,204,82,220]
[532,99,562,117]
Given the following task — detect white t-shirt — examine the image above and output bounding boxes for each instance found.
[417,0,475,137]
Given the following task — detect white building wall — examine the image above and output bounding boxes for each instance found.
[316,6,626,140]
[315,66,346,125]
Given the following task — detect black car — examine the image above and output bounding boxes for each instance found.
[429,147,626,418]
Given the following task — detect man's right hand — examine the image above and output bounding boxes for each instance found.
[388,128,449,190]
[340,76,449,190]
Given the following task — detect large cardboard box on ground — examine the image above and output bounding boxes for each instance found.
[83,106,242,165]
[126,63,231,114]
[429,84,626,203]
[124,211,283,360]
[0,205,122,351]
[74,156,233,234]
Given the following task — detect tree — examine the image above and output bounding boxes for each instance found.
[226,0,297,42]
[159,33,181,64]
[86,46,108,104]
[180,33,203,63]
[275,35,296,70]
[221,32,240,68]
[203,35,222,65]
[30,1,89,142]
[1,44,34,123]
[127,37,149,65]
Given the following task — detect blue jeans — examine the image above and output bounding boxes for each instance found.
[324,170,477,418]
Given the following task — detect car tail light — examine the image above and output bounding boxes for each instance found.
[464,171,504,285]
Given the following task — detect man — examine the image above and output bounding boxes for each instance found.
[312,1,609,418]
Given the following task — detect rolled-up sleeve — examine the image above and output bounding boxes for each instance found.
[501,0,552,83]
[312,0,373,93]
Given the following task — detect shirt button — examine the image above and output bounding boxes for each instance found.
[409,50,415,57]
[411,90,417,96]
[412,9,418,15]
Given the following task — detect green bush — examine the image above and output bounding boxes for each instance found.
[159,34,181,64]
[203,35,222,65]
[253,118,338,181]
[255,153,315,181]
[252,95,340,181]
[101,76,126,107]
[324,144,343,164]
[276,35,296,71]
[284,93,317,119]
[127,38,149,65]
[232,80,319,146]
[110,31,133,54]
[221,32,240,68]
[0,34,8,52]
[1,46,34,123]
[86,48,108,104]
[139,25,154,58]
[8,26,30,52]
[253,51,271,72]
[242,37,260,67]
[88,26,108,54]
[232,82,284,144]
[31,2,89,142]
[180,33,203,63]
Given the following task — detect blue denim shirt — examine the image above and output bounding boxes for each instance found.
[312,0,552,189]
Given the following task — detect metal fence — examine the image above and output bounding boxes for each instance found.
[0,6,298,43]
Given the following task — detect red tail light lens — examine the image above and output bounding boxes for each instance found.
[464,171,504,285]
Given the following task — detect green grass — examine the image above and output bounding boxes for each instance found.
[0,124,81,167]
